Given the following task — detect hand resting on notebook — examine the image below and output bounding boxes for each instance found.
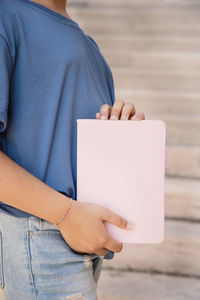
[96,99,145,121]
[57,200,133,257]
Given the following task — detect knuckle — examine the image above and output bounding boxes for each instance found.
[111,108,119,115]
[119,217,127,228]
[115,99,125,105]
[87,245,96,253]
[98,236,107,246]
[100,104,110,112]
[125,101,134,108]
[88,247,96,254]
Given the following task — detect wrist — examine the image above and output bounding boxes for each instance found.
[56,198,78,230]
[45,192,75,226]
[54,197,73,227]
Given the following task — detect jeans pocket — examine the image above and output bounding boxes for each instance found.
[39,218,99,259]
[29,229,87,262]
[27,229,100,298]
[0,231,5,289]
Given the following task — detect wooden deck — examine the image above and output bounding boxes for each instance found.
[68,0,200,299]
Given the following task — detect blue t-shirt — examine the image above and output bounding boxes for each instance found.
[0,0,115,259]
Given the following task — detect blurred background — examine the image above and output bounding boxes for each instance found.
[68,0,200,299]
[1,0,199,299]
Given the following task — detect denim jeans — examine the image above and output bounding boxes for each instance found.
[0,211,103,300]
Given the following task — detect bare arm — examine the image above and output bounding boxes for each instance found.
[0,150,72,225]
[0,99,142,256]
[0,149,127,257]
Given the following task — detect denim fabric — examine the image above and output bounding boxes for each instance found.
[0,211,103,300]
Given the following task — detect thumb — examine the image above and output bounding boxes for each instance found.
[101,209,134,230]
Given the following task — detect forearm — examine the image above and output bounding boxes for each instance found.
[0,150,71,226]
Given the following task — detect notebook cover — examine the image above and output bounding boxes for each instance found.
[76,119,166,244]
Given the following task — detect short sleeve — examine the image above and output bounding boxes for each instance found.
[0,34,12,133]
[86,34,100,52]
[86,34,115,105]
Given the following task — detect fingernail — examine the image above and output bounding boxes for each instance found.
[126,220,134,230]
[100,115,106,120]
[132,116,138,121]
[121,115,128,120]
[111,115,117,120]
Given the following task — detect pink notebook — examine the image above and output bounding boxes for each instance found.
[77,119,166,244]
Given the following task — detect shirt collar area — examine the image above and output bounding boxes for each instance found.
[19,0,80,28]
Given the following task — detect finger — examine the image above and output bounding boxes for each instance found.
[96,221,124,253]
[94,248,109,257]
[101,208,130,230]
[99,104,112,120]
[131,112,145,121]
[110,99,125,120]
[96,112,100,119]
[120,102,136,120]
[104,232,124,253]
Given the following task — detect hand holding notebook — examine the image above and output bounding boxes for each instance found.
[77,119,166,244]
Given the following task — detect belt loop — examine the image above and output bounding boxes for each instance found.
[39,218,44,231]
[27,216,41,232]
